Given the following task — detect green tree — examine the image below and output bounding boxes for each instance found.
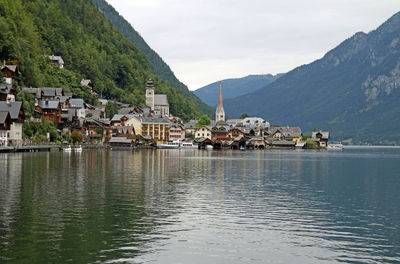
[106,101,120,118]
[196,114,211,127]
[240,113,250,119]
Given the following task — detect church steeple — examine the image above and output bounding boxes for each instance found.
[216,81,225,122]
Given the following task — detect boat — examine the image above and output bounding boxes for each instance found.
[327,143,344,150]
[205,144,213,150]
[180,142,197,149]
[157,141,180,149]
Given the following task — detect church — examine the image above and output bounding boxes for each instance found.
[145,79,170,117]
[215,82,225,123]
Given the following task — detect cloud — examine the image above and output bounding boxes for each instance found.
[106,0,400,90]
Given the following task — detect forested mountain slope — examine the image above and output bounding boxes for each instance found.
[0,0,205,120]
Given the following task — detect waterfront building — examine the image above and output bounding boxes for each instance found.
[227,128,245,139]
[248,137,266,149]
[0,111,12,147]
[169,124,185,141]
[0,101,24,145]
[125,116,170,143]
[215,82,225,123]
[269,126,303,142]
[211,126,229,140]
[145,79,170,117]
[195,126,212,139]
[312,131,330,147]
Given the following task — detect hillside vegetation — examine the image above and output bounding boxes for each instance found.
[91,0,214,117]
[0,0,203,121]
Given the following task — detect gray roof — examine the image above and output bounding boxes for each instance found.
[271,126,302,138]
[86,117,110,126]
[249,137,264,142]
[0,111,10,125]
[69,98,85,109]
[55,96,70,103]
[312,131,330,140]
[109,137,134,144]
[0,101,22,120]
[111,114,139,122]
[86,109,102,119]
[39,87,63,97]
[137,116,171,125]
[154,94,168,106]
[141,135,152,140]
[271,140,297,146]
[22,88,41,98]
[118,107,135,115]
[80,79,91,86]
[48,55,64,65]
[37,100,60,110]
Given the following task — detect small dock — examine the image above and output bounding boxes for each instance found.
[0,145,61,153]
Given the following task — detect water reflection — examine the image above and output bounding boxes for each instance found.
[0,149,399,263]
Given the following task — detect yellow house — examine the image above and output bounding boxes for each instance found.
[126,116,170,143]
[271,127,302,142]
[195,126,212,139]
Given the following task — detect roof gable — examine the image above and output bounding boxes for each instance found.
[0,101,23,120]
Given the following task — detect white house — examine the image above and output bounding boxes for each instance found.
[69,98,86,119]
[0,102,24,146]
[241,117,270,128]
[195,126,212,139]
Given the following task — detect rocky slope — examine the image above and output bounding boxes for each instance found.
[224,11,400,144]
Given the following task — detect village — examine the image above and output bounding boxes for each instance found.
[0,57,330,152]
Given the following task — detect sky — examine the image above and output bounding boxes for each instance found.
[106,0,399,91]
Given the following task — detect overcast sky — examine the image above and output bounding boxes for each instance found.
[106,0,399,90]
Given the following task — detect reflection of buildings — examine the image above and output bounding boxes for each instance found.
[0,153,22,238]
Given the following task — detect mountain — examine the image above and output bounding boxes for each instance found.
[0,0,205,121]
[224,12,400,144]
[91,0,214,117]
[194,74,283,107]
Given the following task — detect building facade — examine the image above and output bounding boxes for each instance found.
[145,79,170,117]
[195,126,212,139]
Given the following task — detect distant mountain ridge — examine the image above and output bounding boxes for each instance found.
[194,74,283,107]
[224,11,400,144]
[91,0,214,117]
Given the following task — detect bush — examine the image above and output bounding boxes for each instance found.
[305,140,318,149]
[71,130,83,144]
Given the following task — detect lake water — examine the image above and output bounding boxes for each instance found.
[0,148,399,263]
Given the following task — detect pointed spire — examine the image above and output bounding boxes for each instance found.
[218,81,223,107]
